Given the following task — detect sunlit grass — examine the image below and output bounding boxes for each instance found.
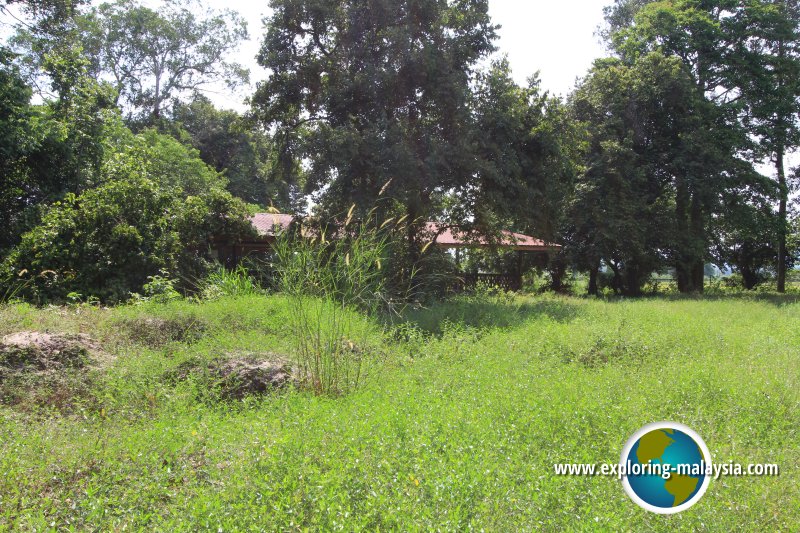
[0,294,797,530]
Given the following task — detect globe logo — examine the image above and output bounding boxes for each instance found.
[621,422,712,514]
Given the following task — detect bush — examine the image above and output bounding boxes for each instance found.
[140,271,183,303]
[0,178,254,303]
[198,265,262,300]
[102,127,225,196]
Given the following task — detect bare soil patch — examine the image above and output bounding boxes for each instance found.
[0,331,111,411]
[0,331,111,374]
[170,353,298,399]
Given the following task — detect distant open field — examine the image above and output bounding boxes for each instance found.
[0,294,798,530]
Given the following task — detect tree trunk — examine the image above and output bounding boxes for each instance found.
[625,264,642,297]
[549,263,565,293]
[152,65,162,121]
[609,262,622,294]
[776,34,788,293]
[777,145,788,293]
[742,267,759,290]
[675,177,692,292]
[689,192,705,293]
[588,262,599,296]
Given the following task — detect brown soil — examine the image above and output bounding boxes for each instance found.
[0,331,112,376]
[0,331,112,412]
[171,353,298,399]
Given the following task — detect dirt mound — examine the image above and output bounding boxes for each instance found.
[171,353,298,399]
[0,332,110,412]
[121,315,207,347]
[0,332,109,375]
[212,357,297,399]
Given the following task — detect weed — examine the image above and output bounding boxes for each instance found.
[197,265,262,300]
[133,270,182,303]
[0,294,796,530]
[561,335,650,367]
[273,211,396,395]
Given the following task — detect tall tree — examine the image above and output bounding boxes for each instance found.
[0,46,36,255]
[0,39,119,257]
[467,59,581,289]
[170,96,296,209]
[86,0,249,123]
[13,0,249,123]
[1,0,123,259]
[252,0,497,236]
[601,0,658,39]
[467,60,579,241]
[728,0,800,292]
[569,53,707,295]
[713,176,781,288]
[604,0,756,292]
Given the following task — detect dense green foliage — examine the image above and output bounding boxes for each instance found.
[170,96,295,208]
[14,0,249,123]
[469,59,579,243]
[2,0,800,301]
[603,0,800,291]
[728,0,800,291]
[0,1,263,301]
[253,0,498,227]
[106,126,225,196]
[0,177,253,302]
[567,51,749,295]
[0,294,796,529]
[0,44,119,251]
[0,46,36,255]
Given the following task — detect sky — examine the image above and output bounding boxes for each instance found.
[202,0,612,111]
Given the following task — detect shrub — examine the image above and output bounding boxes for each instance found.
[99,126,226,196]
[140,271,183,303]
[0,178,254,303]
[198,265,262,300]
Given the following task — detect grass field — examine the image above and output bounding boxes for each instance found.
[0,294,798,531]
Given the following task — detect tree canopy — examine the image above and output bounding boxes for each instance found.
[13,0,249,123]
[253,0,498,227]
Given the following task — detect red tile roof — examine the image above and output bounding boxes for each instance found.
[424,223,559,251]
[250,214,559,251]
[250,213,294,236]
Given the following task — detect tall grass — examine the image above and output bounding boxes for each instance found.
[198,265,262,300]
[0,273,33,305]
[273,209,397,395]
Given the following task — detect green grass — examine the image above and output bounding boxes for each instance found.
[0,294,797,530]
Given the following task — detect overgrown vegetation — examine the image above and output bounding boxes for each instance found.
[197,265,263,301]
[2,0,800,298]
[1,1,799,529]
[0,294,796,529]
[0,177,253,303]
[272,211,401,395]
